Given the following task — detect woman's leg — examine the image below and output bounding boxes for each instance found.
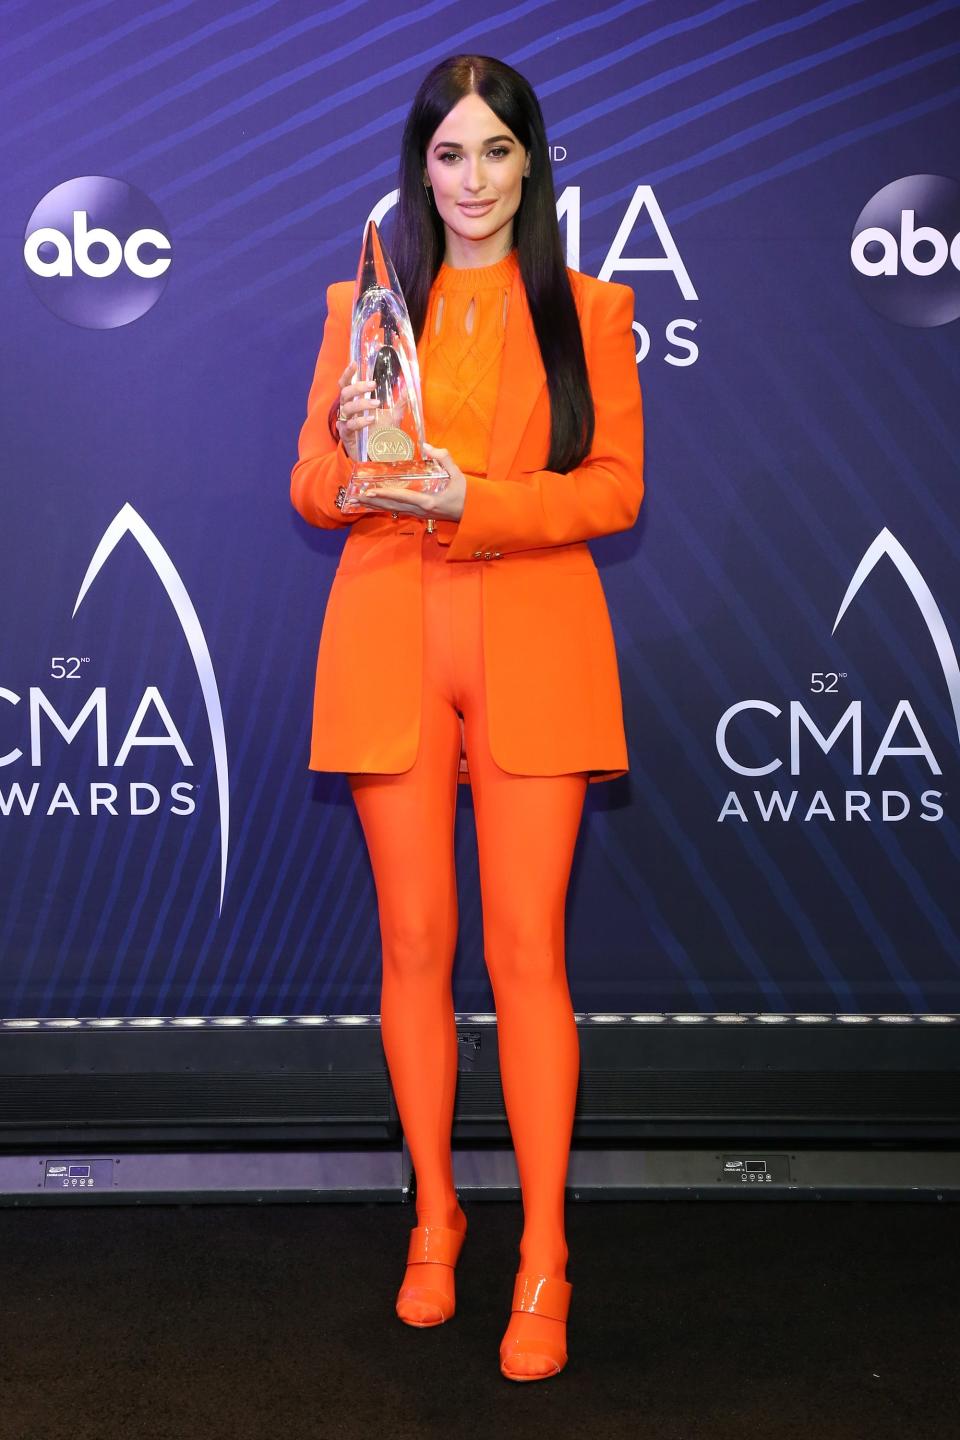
[348,698,462,1225]
[470,756,586,1272]
[347,546,466,1323]
[462,696,587,1373]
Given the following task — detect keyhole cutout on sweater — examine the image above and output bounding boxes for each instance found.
[434,295,444,335]
[464,296,475,335]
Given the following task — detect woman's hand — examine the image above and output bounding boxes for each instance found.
[359,443,467,522]
[335,360,377,460]
[334,365,465,521]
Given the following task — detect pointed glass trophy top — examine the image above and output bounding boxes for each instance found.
[353,216,403,302]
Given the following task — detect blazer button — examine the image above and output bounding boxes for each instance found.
[483,551,493,560]
[472,550,482,558]
[493,551,502,558]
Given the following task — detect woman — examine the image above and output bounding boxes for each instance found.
[291,54,644,1382]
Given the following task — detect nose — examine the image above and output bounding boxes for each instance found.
[462,157,486,194]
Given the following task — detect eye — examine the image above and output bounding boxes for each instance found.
[436,147,512,162]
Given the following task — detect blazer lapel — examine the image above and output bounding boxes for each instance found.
[486,264,546,484]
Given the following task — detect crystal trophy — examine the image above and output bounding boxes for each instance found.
[338,218,448,513]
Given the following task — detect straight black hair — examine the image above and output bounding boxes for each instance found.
[389,54,595,474]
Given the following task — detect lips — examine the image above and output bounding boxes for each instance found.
[458,201,495,213]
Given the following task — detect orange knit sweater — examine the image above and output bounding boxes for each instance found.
[420,247,519,480]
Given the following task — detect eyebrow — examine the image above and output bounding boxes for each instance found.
[432,135,515,151]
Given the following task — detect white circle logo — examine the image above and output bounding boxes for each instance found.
[850,174,960,327]
[24,176,172,329]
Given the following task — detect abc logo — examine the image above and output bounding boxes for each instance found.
[23,176,171,330]
[850,174,960,328]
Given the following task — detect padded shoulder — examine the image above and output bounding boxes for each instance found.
[566,266,634,316]
[325,279,354,316]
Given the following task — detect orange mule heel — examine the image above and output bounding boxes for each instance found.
[395,1222,467,1328]
[499,1272,572,1381]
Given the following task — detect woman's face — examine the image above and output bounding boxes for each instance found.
[423,93,530,251]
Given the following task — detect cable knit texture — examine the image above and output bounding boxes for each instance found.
[420,248,519,480]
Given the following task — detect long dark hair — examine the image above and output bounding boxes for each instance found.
[389,55,594,474]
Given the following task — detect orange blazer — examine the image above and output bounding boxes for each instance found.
[290,262,645,784]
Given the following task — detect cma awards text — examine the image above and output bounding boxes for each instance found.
[0,684,199,818]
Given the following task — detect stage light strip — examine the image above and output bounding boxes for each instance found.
[0,1013,957,1031]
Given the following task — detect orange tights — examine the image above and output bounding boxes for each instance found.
[348,527,586,1321]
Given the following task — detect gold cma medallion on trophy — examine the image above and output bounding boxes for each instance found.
[367,426,415,464]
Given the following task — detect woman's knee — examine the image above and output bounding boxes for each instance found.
[380,908,457,982]
[483,915,568,990]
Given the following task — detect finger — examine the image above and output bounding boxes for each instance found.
[340,393,377,421]
[366,490,430,511]
[422,442,453,467]
[336,393,378,438]
[337,360,357,387]
[362,485,411,501]
[359,495,404,511]
[364,501,421,516]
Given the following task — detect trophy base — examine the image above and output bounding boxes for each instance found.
[341,457,450,513]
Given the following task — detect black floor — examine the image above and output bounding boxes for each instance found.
[1,1196,954,1439]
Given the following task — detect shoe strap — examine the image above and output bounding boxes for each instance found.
[406,1223,466,1267]
[511,1272,572,1322]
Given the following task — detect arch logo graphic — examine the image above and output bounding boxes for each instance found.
[850,174,960,327]
[23,176,171,329]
